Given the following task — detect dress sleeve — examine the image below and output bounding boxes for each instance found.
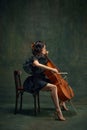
[31,56,45,74]
[23,57,33,74]
[32,56,38,62]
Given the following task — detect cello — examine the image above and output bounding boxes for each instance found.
[44,57,74,102]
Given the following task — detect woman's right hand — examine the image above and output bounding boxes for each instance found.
[52,68,59,74]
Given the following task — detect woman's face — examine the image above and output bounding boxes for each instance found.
[41,45,47,55]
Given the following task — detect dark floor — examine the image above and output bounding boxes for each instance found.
[0,92,87,130]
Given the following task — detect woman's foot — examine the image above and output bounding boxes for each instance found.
[55,111,66,121]
[60,102,69,111]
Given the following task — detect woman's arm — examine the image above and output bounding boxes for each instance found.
[33,60,58,73]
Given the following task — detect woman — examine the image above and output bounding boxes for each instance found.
[23,41,68,121]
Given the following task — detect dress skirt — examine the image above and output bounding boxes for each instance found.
[23,74,50,94]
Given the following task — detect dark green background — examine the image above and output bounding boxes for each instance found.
[0,0,87,130]
[0,0,87,102]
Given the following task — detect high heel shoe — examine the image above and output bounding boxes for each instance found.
[60,102,69,111]
[54,111,66,121]
[61,105,69,111]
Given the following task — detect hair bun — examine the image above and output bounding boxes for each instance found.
[31,42,35,49]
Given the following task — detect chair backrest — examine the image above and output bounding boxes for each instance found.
[14,70,23,91]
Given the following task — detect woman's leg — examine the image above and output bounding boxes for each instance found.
[41,83,65,121]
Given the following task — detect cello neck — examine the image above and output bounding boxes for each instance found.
[45,55,68,75]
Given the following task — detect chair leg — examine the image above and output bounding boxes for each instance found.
[33,94,37,116]
[20,92,23,111]
[14,93,19,114]
[33,92,40,116]
[37,92,40,112]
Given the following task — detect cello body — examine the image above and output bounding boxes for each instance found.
[44,58,74,101]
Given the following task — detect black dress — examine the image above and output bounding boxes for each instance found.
[23,55,50,94]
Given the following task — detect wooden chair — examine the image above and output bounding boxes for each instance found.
[13,70,40,115]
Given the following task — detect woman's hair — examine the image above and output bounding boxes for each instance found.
[31,41,45,56]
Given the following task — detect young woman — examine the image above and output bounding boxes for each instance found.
[23,41,68,121]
